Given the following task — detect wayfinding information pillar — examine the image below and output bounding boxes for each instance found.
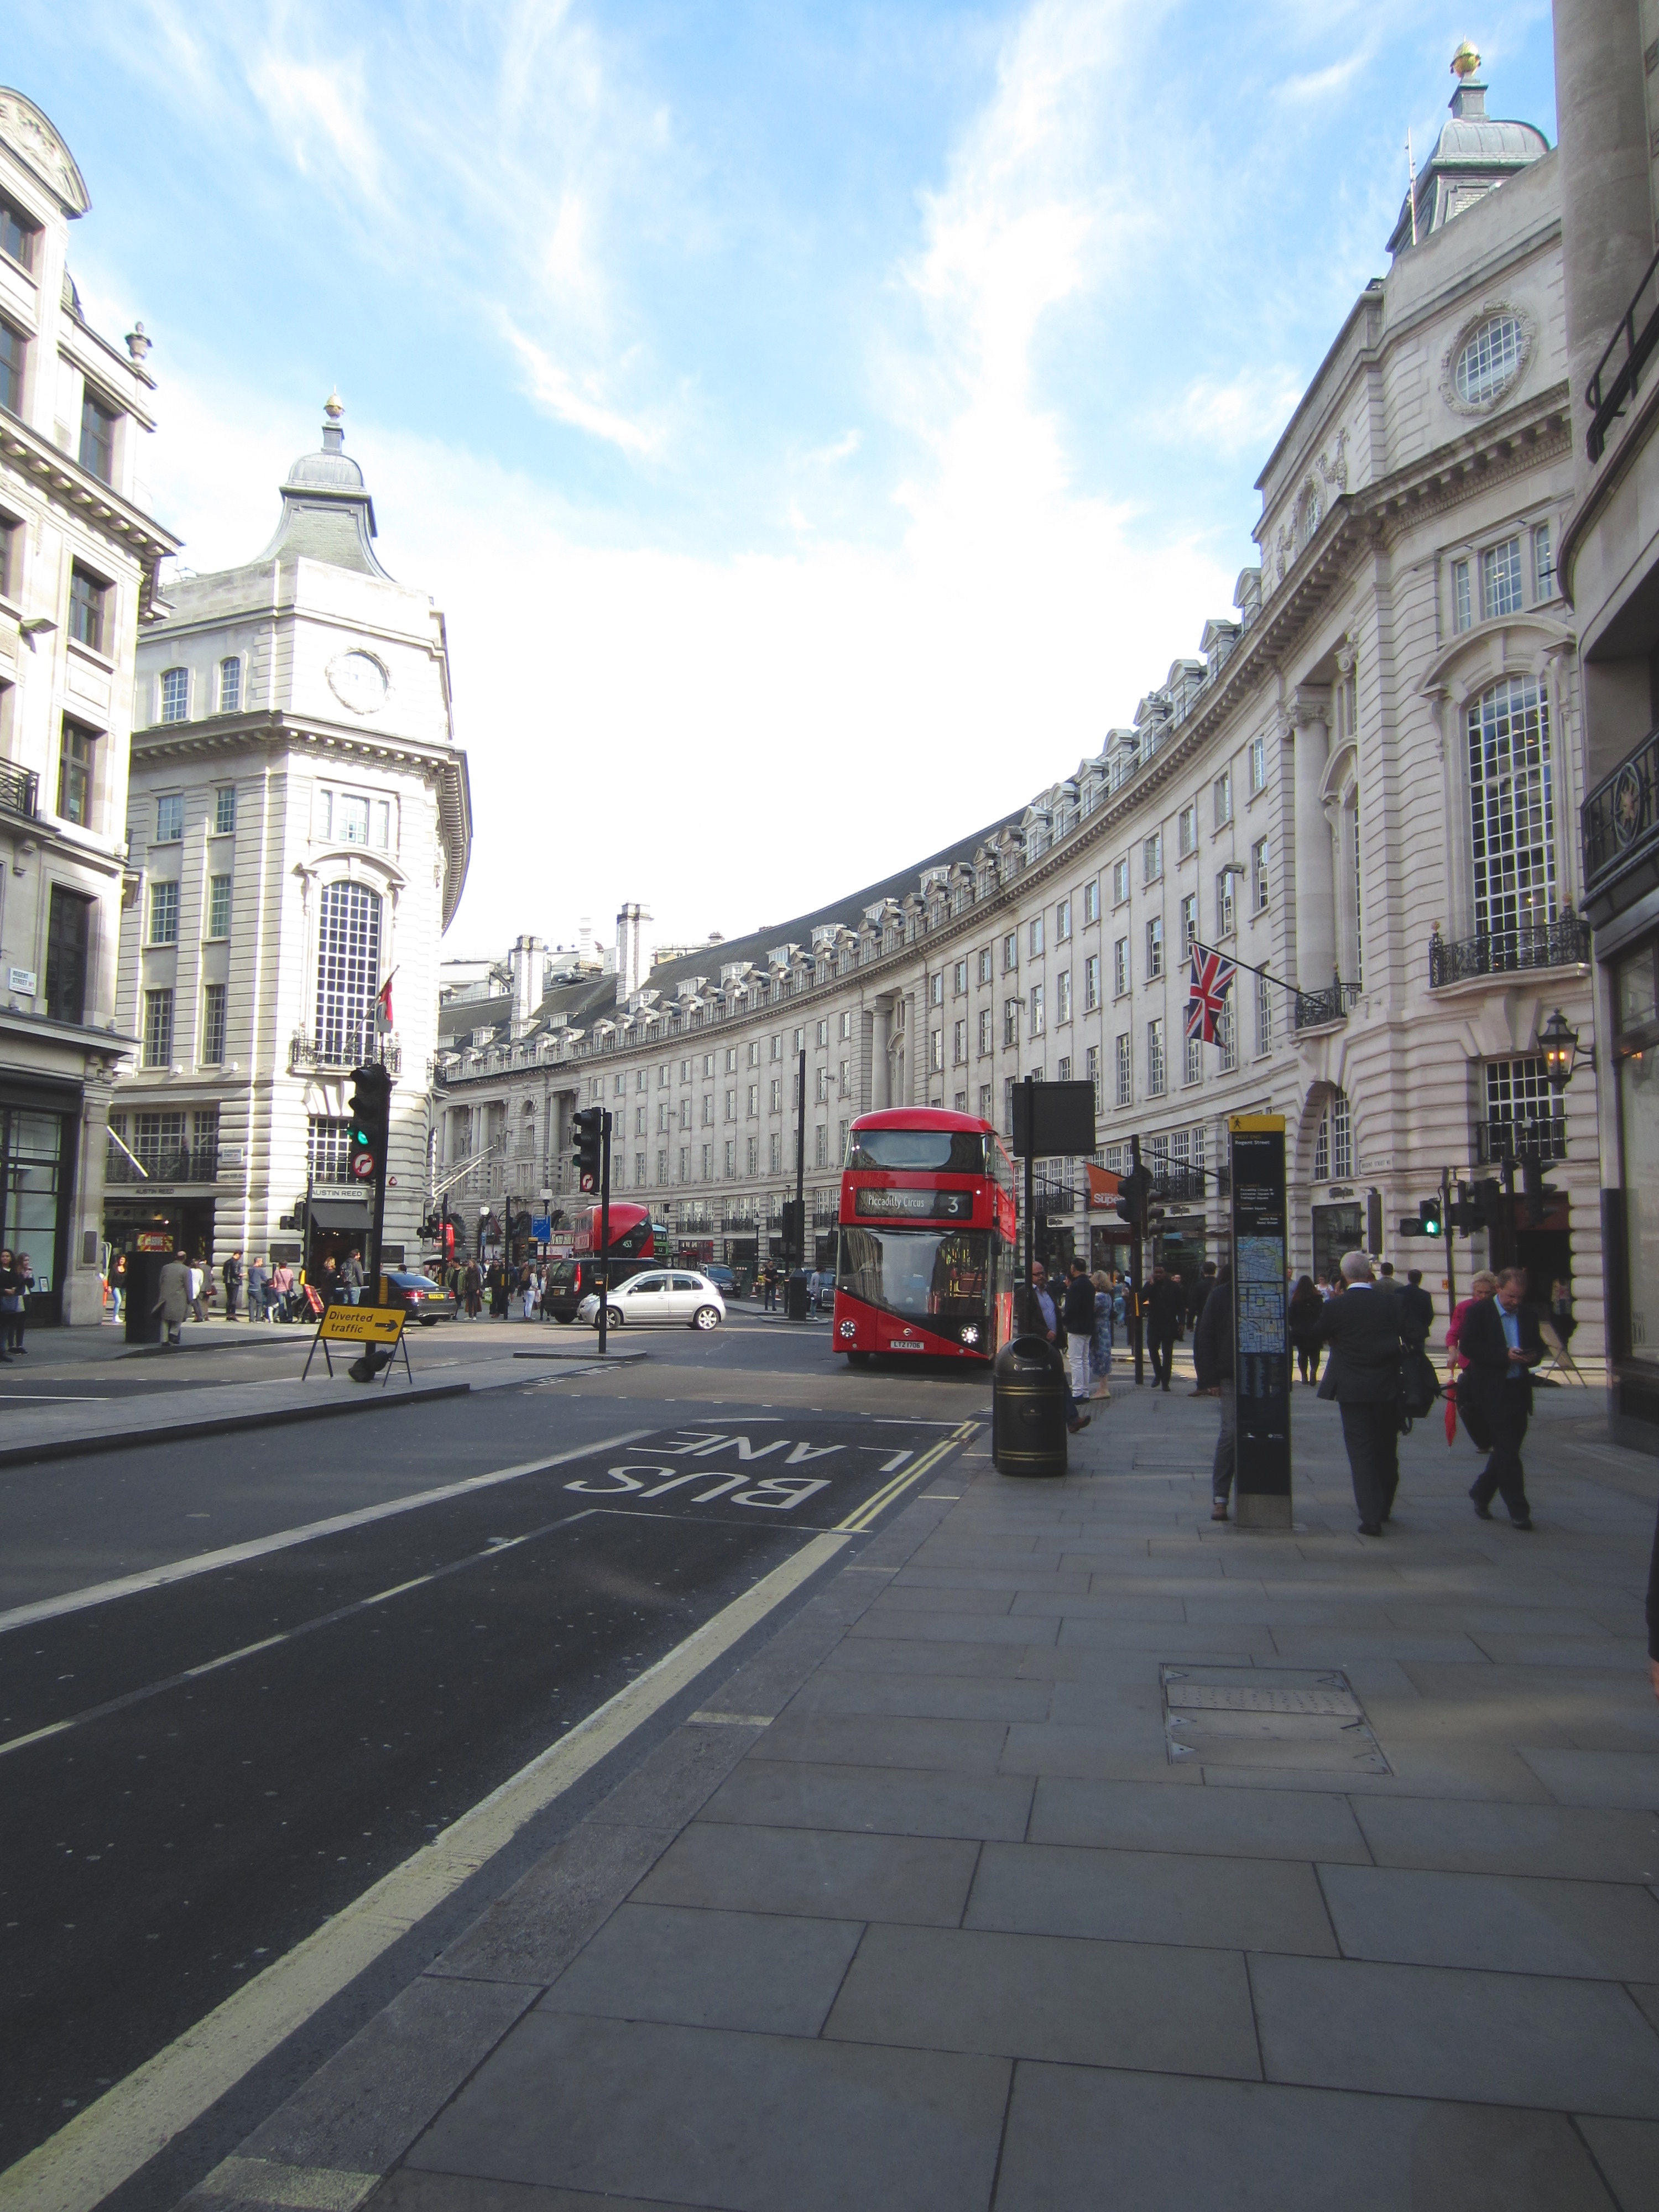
[1229,1114,1291,1528]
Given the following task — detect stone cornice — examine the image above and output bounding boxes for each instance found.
[0,408,180,566]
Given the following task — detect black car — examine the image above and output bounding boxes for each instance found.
[384,1270,457,1324]
[701,1264,737,1292]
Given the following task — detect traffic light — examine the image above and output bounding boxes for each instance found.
[1447,1181,1481,1234]
[780,1197,805,1262]
[1472,1178,1506,1233]
[1418,1198,1443,1238]
[572,1107,604,1192]
[1115,1166,1152,1234]
[347,1064,392,1187]
[1522,1158,1566,1225]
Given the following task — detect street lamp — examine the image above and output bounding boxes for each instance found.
[1538,1008,1580,1094]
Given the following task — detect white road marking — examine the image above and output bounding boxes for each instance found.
[0,1394,111,1402]
[0,1525,848,2212]
[0,1432,654,1639]
[878,1450,914,1473]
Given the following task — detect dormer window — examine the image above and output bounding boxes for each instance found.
[79,392,117,484]
[159,667,189,724]
[0,196,39,274]
[0,320,24,416]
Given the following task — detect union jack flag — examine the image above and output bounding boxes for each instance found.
[1186,947,1236,1044]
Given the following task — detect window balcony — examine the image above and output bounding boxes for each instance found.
[106,1141,220,1185]
[1293,982,1360,1031]
[1586,243,1659,465]
[289,1029,403,1076]
[1428,915,1592,988]
[1473,1114,1566,1166]
[1583,726,1659,924]
[0,760,39,819]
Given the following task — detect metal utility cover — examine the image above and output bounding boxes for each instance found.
[1161,1663,1390,1776]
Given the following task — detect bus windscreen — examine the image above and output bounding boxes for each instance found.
[846,1128,988,1173]
[837,1225,991,1322]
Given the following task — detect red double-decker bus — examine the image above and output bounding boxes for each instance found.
[542,1203,656,1321]
[832,1108,1018,1363]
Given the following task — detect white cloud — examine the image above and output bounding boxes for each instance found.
[247,43,382,202]
[1174,368,1309,457]
[500,320,661,454]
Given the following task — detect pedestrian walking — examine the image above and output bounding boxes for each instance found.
[339,1249,365,1306]
[269,1260,296,1320]
[520,1266,538,1321]
[1062,1259,1095,1404]
[1022,1263,1088,1433]
[1457,1266,1544,1529]
[222,1249,243,1319]
[1401,1267,1436,1340]
[1146,1266,1182,1391]
[0,1249,31,1354]
[1193,1263,1234,1519]
[1648,1503,1658,1705]
[248,1254,272,1321]
[1288,1274,1324,1385]
[153,1249,191,1348]
[1189,1261,1217,1334]
[1089,1269,1114,1399]
[463,1261,482,1318]
[1315,1251,1425,1536]
[489,1262,509,1319]
[109,1251,127,1323]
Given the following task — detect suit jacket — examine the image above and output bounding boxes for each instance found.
[1401,1284,1436,1336]
[1315,1286,1423,1404]
[1146,1279,1184,1332]
[1457,1296,1542,1424]
[1192,1276,1233,1385]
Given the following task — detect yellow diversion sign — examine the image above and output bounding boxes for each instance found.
[316,1304,406,1345]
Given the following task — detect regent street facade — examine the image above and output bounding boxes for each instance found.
[437,57,1599,1357]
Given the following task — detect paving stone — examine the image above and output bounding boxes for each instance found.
[1250,1953,1659,2116]
[403,2012,1009,2212]
[744,1710,1010,1772]
[1007,1590,1188,1621]
[821,1634,1030,1678]
[1029,1776,1371,1863]
[992,2064,1616,2212]
[966,1839,1338,1955]
[892,1564,1092,1593]
[1519,1749,1659,1810]
[634,1817,980,1924]
[583,1720,758,1833]
[1354,1798,1659,1882]
[538,1902,862,2036]
[823,1921,1259,2078]
[1573,2117,1659,2212]
[846,1608,1054,1646]
[1056,1618,1277,1653]
[1318,1863,1659,1979]
[999,1717,1173,1776]
[377,2169,717,2210]
[864,1584,1016,1616]
[785,1668,1051,1721]
[697,1756,1032,1841]
[430,1821,677,1986]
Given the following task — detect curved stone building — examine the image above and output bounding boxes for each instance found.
[439,54,1595,1353]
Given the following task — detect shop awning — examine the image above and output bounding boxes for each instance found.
[310,1197,372,1229]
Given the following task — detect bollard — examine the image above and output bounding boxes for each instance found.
[992,1335,1071,1477]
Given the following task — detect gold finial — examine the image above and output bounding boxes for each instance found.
[324,388,344,420]
[1451,39,1481,77]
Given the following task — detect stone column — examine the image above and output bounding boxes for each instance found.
[872,1004,891,1109]
[1293,691,1335,989]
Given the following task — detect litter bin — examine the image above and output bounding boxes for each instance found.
[992,1334,1070,1477]
[123,1248,167,1344]
[785,1270,811,1322]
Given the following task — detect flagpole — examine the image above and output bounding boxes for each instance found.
[1188,940,1308,1005]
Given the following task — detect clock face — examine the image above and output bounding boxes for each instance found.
[327,651,388,714]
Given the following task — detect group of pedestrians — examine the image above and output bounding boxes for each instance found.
[0,1248,34,1360]
[1023,1259,1125,1432]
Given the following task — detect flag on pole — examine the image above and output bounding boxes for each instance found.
[374,971,395,1030]
[1186,947,1236,1044]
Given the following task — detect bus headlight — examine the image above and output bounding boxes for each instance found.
[960,1323,980,1346]
[838,1319,857,1340]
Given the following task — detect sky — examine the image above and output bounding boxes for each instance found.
[9,1,1559,961]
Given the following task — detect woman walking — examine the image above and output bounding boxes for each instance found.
[1088,1270,1114,1400]
[1289,1275,1324,1385]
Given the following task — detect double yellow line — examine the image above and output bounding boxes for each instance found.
[836,1419,980,1532]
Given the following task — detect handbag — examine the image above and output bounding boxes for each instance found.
[1398,1347,1441,1430]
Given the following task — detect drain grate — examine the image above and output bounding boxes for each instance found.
[1161,1663,1390,1776]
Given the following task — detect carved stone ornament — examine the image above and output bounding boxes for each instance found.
[1316,427,1349,493]
[0,91,90,213]
[326,650,389,714]
[1439,300,1537,417]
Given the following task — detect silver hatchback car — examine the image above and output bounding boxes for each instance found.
[576,1269,727,1332]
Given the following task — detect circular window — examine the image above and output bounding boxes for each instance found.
[1454,314,1524,408]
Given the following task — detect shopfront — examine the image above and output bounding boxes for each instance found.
[0,1091,74,1325]
[1605,928,1659,1443]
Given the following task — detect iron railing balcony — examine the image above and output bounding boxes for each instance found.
[1293,982,1360,1031]
[289,1029,403,1076]
[1474,1114,1567,1166]
[1584,724,1659,918]
[0,761,39,819]
[1429,914,1592,988]
[1586,243,1659,465]
[105,1142,220,1185]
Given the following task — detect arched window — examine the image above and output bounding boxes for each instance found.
[1313,1089,1352,1182]
[314,880,382,1065]
[1467,675,1555,952]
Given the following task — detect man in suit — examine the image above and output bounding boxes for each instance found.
[1145,1266,1184,1391]
[1316,1250,1425,1535]
[1401,1267,1437,1340]
[1457,1266,1543,1528]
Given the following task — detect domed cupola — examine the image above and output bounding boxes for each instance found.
[255,392,392,577]
[1388,44,1550,257]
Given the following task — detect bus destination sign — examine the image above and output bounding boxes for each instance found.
[854,1188,974,1220]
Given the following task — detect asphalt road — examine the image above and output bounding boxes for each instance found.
[0,1324,987,2171]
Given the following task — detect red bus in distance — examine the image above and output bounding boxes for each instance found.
[833,1108,1018,1364]
[542,1203,656,1321]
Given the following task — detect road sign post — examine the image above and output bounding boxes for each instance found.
[1229,1114,1292,1529]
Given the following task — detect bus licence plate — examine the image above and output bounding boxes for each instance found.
[886,1339,925,1350]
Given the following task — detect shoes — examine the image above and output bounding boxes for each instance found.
[1510,1516,1535,1531]
[1067,1413,1091,1433]
[1211,1498,1229,1521]
[1472,1502,1493,1521]
[1357,1521,1383,1537]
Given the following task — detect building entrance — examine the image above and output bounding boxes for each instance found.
[1312,1203,1364,1287]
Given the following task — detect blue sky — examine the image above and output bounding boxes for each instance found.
[11,1,1558,958]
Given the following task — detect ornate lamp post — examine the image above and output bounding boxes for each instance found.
[1539,1008,1580,1095]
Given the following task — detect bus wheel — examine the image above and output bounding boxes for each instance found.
[847,1349,871,1366]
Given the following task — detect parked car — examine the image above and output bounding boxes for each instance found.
[383,1270,457,1324]
[701,1264,737,1293]
[576,1270,726,1332]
